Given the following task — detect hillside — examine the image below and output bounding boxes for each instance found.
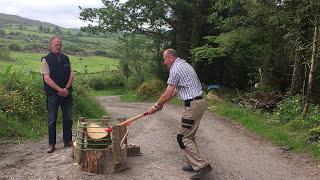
[0,13,56,28]
[0,13,119,58]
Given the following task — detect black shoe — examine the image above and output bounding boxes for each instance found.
[47,145,55,153]
[64,141,73,147]
[182,165,195,172]
[190,164,212,179]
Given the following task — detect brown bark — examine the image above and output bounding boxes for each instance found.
[291,53,306,95]
[303,14,319,115]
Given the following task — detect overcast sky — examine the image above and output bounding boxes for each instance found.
[0,0,106,28]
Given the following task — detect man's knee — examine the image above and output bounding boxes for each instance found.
[177,134,186,149]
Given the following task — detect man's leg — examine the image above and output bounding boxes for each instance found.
[178,99,210,172]
[47,95,59,152]
[61,95,73,146]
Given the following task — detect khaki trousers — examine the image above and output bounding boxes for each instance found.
[179,98,208,171]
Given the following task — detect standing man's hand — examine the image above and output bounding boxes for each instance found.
[58,88,69,97]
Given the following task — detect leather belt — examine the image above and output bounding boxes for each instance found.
[184,96,203,107]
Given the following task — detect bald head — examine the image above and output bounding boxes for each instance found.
[163,48,178,68]
[164,48,178,58]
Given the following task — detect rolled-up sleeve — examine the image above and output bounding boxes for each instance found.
[40,59,50,75]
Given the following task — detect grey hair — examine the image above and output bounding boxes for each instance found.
[50,36,62,45]
[165,48,178,57]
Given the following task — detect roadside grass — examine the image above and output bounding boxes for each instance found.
[206,100,320,160]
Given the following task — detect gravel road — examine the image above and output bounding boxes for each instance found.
[0,96,319,180]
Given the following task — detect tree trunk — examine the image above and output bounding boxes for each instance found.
[291,53,305,95]
[303,15,319,115]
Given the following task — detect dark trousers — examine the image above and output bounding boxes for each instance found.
[46,94,73,145]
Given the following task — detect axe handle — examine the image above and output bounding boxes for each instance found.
[118,112,149,126]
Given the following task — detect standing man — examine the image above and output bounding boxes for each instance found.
[147,49,212,179]
[40,36,74,153]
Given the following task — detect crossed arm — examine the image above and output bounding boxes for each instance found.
[43,72,74,97]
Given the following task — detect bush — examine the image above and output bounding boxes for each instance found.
[9,43,22,51]
[272,95,303,124]
[284,119,311,132]
[0,48,11,61]
[137,80,166,98]
[88,74,125,91]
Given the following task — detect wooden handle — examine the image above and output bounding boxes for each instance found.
[118,112,148,126]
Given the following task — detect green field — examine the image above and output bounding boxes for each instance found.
[0,52,119,73]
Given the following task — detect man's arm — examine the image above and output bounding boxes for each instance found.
[148,84,176,114]
[65,71,74,89]
[43,74,67,96]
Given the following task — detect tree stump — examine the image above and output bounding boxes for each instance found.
[73,117,128,174]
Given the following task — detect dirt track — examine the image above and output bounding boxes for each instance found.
[0,96,320,180]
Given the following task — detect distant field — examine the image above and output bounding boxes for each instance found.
[0,51,119,73]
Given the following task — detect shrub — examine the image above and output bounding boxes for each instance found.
[137,80,166,98]
[0,48,11,61]
[9,43,22,51]
[88,74,125,91]
[284,119,311,132]
[272,95,303,124]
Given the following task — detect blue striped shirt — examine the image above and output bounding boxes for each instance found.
[167,58,203,100]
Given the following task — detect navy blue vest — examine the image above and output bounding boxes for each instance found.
[41,52,72,96]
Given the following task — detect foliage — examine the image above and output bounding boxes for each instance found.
[0,65,106,140]
[137,79,166,98]
[0,13,120,58]
[79,0,216,66]
[87,74,125,91]
[272,95,304,124]
[284,119,311,132]
[8,43,21,51]
[0,47,11,61]
[117,34,155,86]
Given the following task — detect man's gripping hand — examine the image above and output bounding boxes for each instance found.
[147,102,163,114]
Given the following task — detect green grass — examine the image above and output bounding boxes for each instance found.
[207,99,319,160]
[0,51,119,73]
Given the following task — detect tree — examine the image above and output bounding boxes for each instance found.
[38,25,44,32]
[0,47,11,61]
[303,1,320,114]
[0,29,5,37]
[79,0,215,63]
[52,26,62,35]
[117,35,154,86]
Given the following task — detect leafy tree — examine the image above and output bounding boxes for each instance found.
[38,25,44,32]
[79,0,215,63]
[0,29,5,37]
[117,35,154,86]
[52,26,62,35]
[0,47,11,61]
[8,43,21,51]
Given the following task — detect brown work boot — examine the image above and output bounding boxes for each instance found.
[182,165,195,172]
[190,164,212,179]
[47,145,55,153]
[64,141,73,147]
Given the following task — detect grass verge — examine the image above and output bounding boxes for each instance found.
[207,100,320,161]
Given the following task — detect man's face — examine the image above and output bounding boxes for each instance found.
[50,38,62,54]
[163,51,173,68]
